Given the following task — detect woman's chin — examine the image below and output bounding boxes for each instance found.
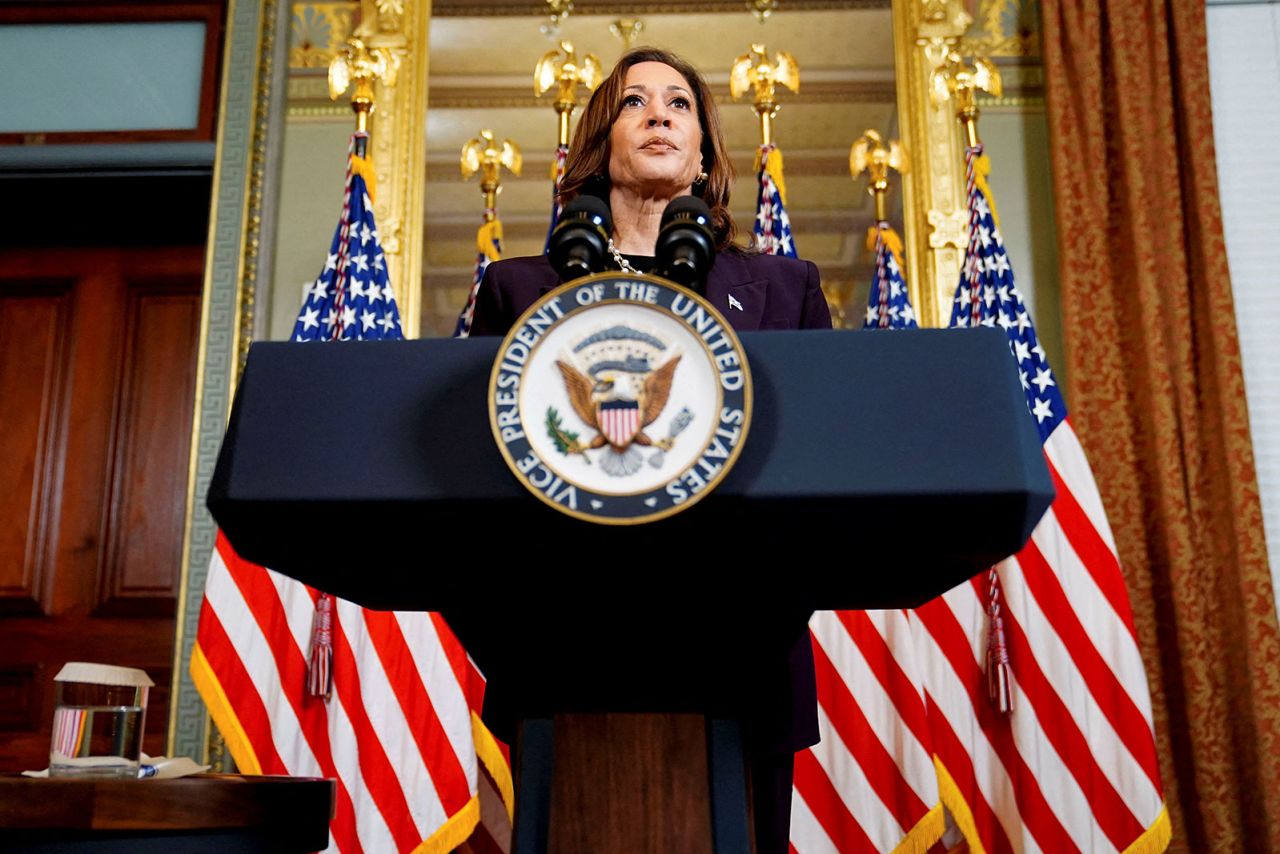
[614,177,694,201]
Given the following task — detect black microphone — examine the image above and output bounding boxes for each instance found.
[549,195,612,281]
[656,196,716,292]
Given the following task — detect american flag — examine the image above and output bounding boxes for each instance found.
[754,142,797,257]
[793,610,945,852]
[454,213,503,338]
[192,132,514,853]
[917,146,1169,851]
[862,222,918,330]
[542,143,569,254]
[292,134,402,343]
[792,150,1170,854]
[791,229,943,854]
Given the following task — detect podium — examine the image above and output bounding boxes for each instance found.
[209,327,1052,853]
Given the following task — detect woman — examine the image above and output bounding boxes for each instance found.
[467,47,826,853]
[468,46,833,335]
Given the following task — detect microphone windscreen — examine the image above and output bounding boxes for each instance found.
[562,194,611,226]
[660,195,713,226]
[549,194,613,280]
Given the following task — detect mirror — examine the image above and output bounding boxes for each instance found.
[271,0,902,336]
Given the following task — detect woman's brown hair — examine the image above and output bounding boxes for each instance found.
[558,47,738,250]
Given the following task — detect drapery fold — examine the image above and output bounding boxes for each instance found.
[1039,0,1280,848]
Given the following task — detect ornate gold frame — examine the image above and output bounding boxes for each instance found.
[170,0,1006,756]
[894,0,973,327]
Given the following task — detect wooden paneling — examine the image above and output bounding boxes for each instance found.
[0,774,334,851]
[0,665,43,733]
[0,247,202,773]
[0,283,72,616]
[97,284,200,616]
[548,713,713,853]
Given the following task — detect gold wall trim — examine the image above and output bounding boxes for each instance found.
[977,95,1045,108]
[168,0,283,762]
[894,0,972,328]
[288,104,356,118]
[355,0,433,337]
[429,0,890,15]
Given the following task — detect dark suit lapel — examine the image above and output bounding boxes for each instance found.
[705,253,766,331]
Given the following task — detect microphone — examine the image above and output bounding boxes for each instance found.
[549,195,612,281]
[656,196,716,292]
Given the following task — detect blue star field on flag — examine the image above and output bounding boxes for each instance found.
[949,150,1065,443]
[863,223,918,329]
[754,143,797,258]
[292,132,403,343]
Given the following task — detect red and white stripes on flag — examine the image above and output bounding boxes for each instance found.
[794,146,1168,853]
[794,610,944,852]
[192,533,513,853]
[915,422,1168,853]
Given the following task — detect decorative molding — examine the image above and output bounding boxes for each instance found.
[357,0,432,336]
[289,1,357,67]
[957,0,1041,58]
[430,0,888,14]
[0,284,72,618]
[97,285,199,619]
[168,0,282,763]
[894,0,972,327]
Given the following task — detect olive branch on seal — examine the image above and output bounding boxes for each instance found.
[546,407,589,463]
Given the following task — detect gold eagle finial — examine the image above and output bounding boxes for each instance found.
[850,130,909,223]
[535,40,604,146]
[729,43,800,146]
[930,51,1002,148]
[461,130,522,216]
[327,37,399,133]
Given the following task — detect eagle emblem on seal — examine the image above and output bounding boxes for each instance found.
[546,325,687,477]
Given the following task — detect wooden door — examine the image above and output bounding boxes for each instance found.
[0,247,202,772]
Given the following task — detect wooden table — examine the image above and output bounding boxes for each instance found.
[0,773,334,852]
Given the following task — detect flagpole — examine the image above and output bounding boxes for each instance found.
[931,50,1016,713]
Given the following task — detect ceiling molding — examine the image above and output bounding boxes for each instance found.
[288,69,897,111]
[430,0,890,17]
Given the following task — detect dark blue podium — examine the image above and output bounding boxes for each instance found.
[208,326,1052,854]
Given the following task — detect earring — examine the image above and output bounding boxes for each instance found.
[694,170,709,188]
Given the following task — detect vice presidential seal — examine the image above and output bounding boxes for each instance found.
[489,271,752,524]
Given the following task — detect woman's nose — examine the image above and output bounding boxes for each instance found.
[645,102,671,127]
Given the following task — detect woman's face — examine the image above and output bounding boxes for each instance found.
[607,61,704,200]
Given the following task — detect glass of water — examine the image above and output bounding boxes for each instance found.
[49,663,152,779]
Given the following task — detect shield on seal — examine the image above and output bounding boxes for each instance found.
[597,398,641,448]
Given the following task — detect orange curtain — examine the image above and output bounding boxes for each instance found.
[1039,0,1280,849]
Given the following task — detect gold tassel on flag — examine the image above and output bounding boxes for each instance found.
[306,593,334,699]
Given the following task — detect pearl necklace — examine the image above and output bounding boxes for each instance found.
[607,239,638,274]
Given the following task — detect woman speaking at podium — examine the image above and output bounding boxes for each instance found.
[468,47,832,336]
[468,47,829,854]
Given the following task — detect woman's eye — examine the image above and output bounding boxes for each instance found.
[622,94,644,108]
[671,97,691,110]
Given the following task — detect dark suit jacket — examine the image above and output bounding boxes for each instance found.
[469,249,833,335]
[467,248,829,757]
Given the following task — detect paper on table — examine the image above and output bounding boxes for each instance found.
[23,754,210,779]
